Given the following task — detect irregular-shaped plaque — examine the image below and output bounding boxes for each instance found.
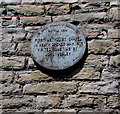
[31,22,86,70]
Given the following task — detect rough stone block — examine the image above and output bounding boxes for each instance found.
[107,95,120,109]
[2,96,34,109]
[2,56,25,68]
[45,4,70,15]
[23,82,77,94]
[78,110,119,114]
[70,12,106,23]
[36,94,63,108]
[20,16,51,26]
[0,71,13,83]
[0,109,17,114]
[60,95,94,108]
[16,42,31,55]
[108,29,119,38]
[109,55,120,68]
[0,8,6,16]
[9,5,44,16]
[53,12,106,24]
[107,7,120,21]
[15,109,42,113]
[16,70,52,83]
[110,1,120,6]
[85,54,109,69]
[2,43,16,54]
[78,0,117,2]
[88,39,118,54]
[24,26,40,32]
[81,24,114,39]
[79,81,119,94]
[36,0,78,3]
[21,0,35,4]
[2,16,20,27]
[44,109,76,113]
[1,84,21,94]
[72,67,100,80]
[2,27,24,34]
[102,69,120,80]
[1,0,21,5]
[2,32,26,43]
[2,16,12,26]
[92,95,107,109]
[28,57,36,69]
[2,33,12,42]
[53,15,71,22]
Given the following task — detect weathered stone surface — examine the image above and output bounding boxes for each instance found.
[53,15,71,22]
[110,1,120,6]
[2,32,26,42]
[2,27,24,34]
[88,40,117,54]
[2,27,25,42]
[20,16,51,26]
[44,109,76,113]
[16,42,31,55]
[2,96,34,109]
[28,57,36,69]
[16,70,52,83]
[109,55,120,68]
[83,27,105,39]
[21,0,35,4]
[12,32,26,42]
[53,12,106,23]
[45,4,70,15]
[108,29,119,38]
[0,71,13,83]
[81,24,116,39]
[71,12,106,23]
[9,5,44,16]
[61,95,107,109]
[1,0,21,5]
[1,84,21,94]
[93,95,107,109]
[2,16,20,27]
[60,95,94,108]
[36,0,78,3]
[72,67,100,80]
[2,43,16,53]
[36,94,63,108]
[0,8,6,16]
[78,0,117,2]
[2,16,12,26]
[79,81,119,94]
[72,2,109,14]
[16,109,42,113]
[24,26,40,32]
[85,54,109,69]
[78,110,119,114]
[23,82,77,94]
[2,33,13,42]
[107,95,120,109]
[102,69,120,80]
[107,7,120,21]
[1,109,17,114]
[2,56,25,68]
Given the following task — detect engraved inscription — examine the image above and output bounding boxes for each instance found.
[31,22,86,70]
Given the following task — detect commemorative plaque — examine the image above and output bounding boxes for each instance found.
[31,22,86,70]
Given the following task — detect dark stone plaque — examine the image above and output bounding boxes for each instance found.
[31,22,86,70]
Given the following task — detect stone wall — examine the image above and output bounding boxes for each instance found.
[0,0,120,113]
